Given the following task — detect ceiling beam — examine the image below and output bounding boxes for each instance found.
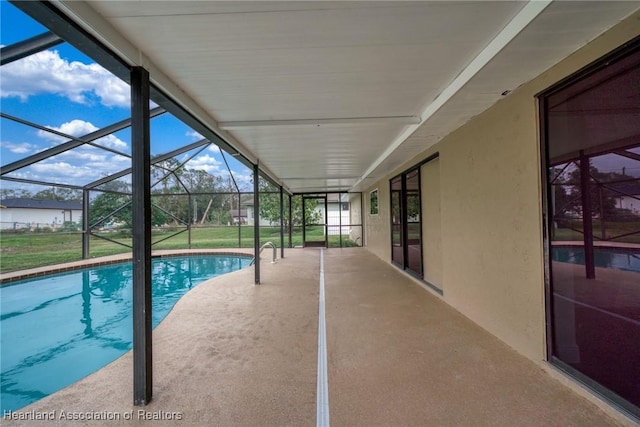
[1,107,165,176]
[353,0,553,190]
[615,150,640,162]
[0,176,84,190]
[219,116,420,129]
[85,138,211,190]
[0,31,64,66]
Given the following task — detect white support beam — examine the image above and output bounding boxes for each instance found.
[219,116,420,129]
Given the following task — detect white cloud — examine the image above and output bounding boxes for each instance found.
[187,154,222,174]
[0,141,37,154]
[231,171,253,191]
[37,119,128,150]
[1,50,129,108]
[53,145,130,168]
[27,161,98,182]
[207,145,222,154]
[187,130,204,141]
[57,149,107,163]
[12,148,131,186]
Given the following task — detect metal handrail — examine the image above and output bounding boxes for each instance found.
[250,241,277,265]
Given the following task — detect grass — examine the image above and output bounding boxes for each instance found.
[0,225,360,273]
[552,221,640,244]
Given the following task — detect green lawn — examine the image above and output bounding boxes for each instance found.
[552,221,640,244]
[0,225,358,273]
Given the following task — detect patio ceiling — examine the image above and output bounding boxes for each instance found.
[52,1,639,194]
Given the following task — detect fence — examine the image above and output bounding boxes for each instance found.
[0,221,81,232]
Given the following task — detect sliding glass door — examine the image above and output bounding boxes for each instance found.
[405,170,422,276]
[540,41,640,417]
[390,169,422,278]
[391,176,404,267]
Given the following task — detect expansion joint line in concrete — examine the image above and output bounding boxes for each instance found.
[316,248,330,427]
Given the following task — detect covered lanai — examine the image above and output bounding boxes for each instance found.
[1,1,639,425]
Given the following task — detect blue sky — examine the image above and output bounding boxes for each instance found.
[0,1,253,194]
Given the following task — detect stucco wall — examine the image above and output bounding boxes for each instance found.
[348,193,363,245]
[365,186,390,262]
[437,85,544,360]
[421,158,443,289]
[363,13,640,362]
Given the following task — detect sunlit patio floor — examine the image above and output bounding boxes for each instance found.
[2,248,632,426]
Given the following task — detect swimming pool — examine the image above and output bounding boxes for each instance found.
[0,255,251,412]
[552,246,640,273]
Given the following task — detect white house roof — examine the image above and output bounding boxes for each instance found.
[0,198,82,210]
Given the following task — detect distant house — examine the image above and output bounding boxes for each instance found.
[612,182,640,215]
[324,193,351,235]
[230,208,248,224]
[0,198,82,230]
[242,202,275,227]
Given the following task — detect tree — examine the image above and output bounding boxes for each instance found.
[551,161,639,242]
[293,196,321,227]
[89,180,166,230]
[557,163,627,219]
[89,181,132,228]
[151,163,239,225]
[259,187,321,229]
[0,188,32,199]
[88,156,256,229]
[209,175,238,225]
[151,159,189,225]
[89,194,130,228]
[33,187,81,201]
[181,169,224,224]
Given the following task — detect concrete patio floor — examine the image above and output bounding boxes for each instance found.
[2,248,634,426]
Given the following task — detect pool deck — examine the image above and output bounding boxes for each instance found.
[2,248,636,426]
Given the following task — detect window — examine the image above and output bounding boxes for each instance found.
[540,40,640,417]
[369,189,378,215]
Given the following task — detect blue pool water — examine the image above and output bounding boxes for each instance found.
[552,247,640,273]
[0,255,251,412]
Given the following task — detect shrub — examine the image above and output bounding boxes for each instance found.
[58,221,80,232]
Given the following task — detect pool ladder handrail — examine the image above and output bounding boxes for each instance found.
[250,241,277,265]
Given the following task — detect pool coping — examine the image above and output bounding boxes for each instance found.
[0,249,254,285]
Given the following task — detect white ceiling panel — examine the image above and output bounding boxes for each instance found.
[56,0,639,193]
[357,1,640,191]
